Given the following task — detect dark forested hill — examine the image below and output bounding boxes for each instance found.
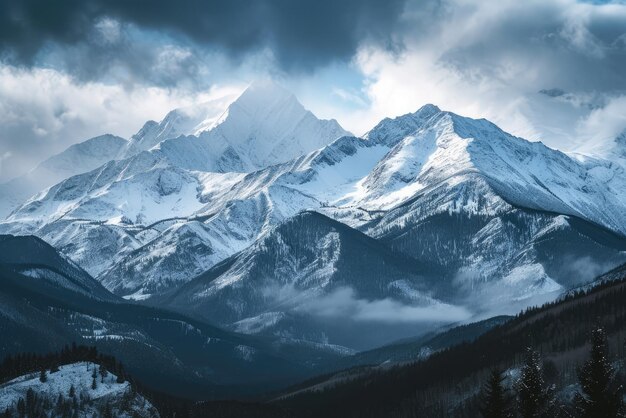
[0,237,348,400]
[275,274,626,417]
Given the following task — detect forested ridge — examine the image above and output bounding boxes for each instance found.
[276,276,626,417]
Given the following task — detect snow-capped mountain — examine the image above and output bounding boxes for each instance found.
[0,82,350,280]
[157,211,461,349]
[2,84,626,349]
[198,80,350,170]
[0,134,129,218]
[147,80,349,173]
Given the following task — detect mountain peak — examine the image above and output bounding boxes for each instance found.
[415,103,441,115]
[243,79,294,99]
[227,80,303,119]
[364,103,442,146]
[203,80,349,169]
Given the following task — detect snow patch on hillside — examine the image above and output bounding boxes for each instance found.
[0,362,156,417]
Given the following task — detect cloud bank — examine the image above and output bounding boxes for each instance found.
[0,0,407,76]
[297,287,471,324]
[338,0,626,150]
[2,0,626,182]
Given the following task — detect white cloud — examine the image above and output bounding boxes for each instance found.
[297,287,471,324]
[576,94,626,155]
[94,18,122,45]
[0,152,12,178]
[322,0,626,152]
[2,0,626,183]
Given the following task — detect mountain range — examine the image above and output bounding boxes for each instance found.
[1,80,625,351]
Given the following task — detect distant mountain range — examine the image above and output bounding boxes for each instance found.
[1,80,625,351]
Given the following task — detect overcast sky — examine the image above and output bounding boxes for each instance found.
[1,0,626,181]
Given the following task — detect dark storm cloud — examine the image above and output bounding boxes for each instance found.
[0,0,408,78]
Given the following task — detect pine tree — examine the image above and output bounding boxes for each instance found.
[575,327,623,418]
[16,398,25,418]
[116,365,125,383]
[91,376,97,390]
[39,369,47,383]
[102,402,114,418]
[516,348,556,418]
[99,364,108,383]
[480,369,512,418]
[68,384,75,398]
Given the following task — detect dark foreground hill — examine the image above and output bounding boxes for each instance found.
[274,270,626,417]
[0,235,347,400]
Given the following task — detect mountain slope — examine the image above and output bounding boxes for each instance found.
[199,80,350,171]
[0,134,128,218]
[0,84,350,283]
[574,127,626,167]
[157,211,467,350]
[0,362,158,418]
[123,93,237,155]
[351,109,626,231]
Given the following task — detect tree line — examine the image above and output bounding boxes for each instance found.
[0,343,126,386]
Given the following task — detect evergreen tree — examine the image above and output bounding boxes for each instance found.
[99,364,108,383]
[116,365,125,383]
[575,327,623,418]
[542,360,559,386]
[102,402,114,418]
[516,348,556,418]
[91,376,97,390]
[68,384,75,398]
[39,369,47,383]
[480,369,512,418]
[16,398,25,418]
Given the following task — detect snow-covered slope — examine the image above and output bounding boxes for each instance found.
[199,80,350,170]
[142,80,350,174]
[158,211,462,349]
[123,93,237,155]
[342,109,626,232]
[573,128,626,167]
[121,80,350,174]
[0,362,157,417]
[0,134,129,218]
